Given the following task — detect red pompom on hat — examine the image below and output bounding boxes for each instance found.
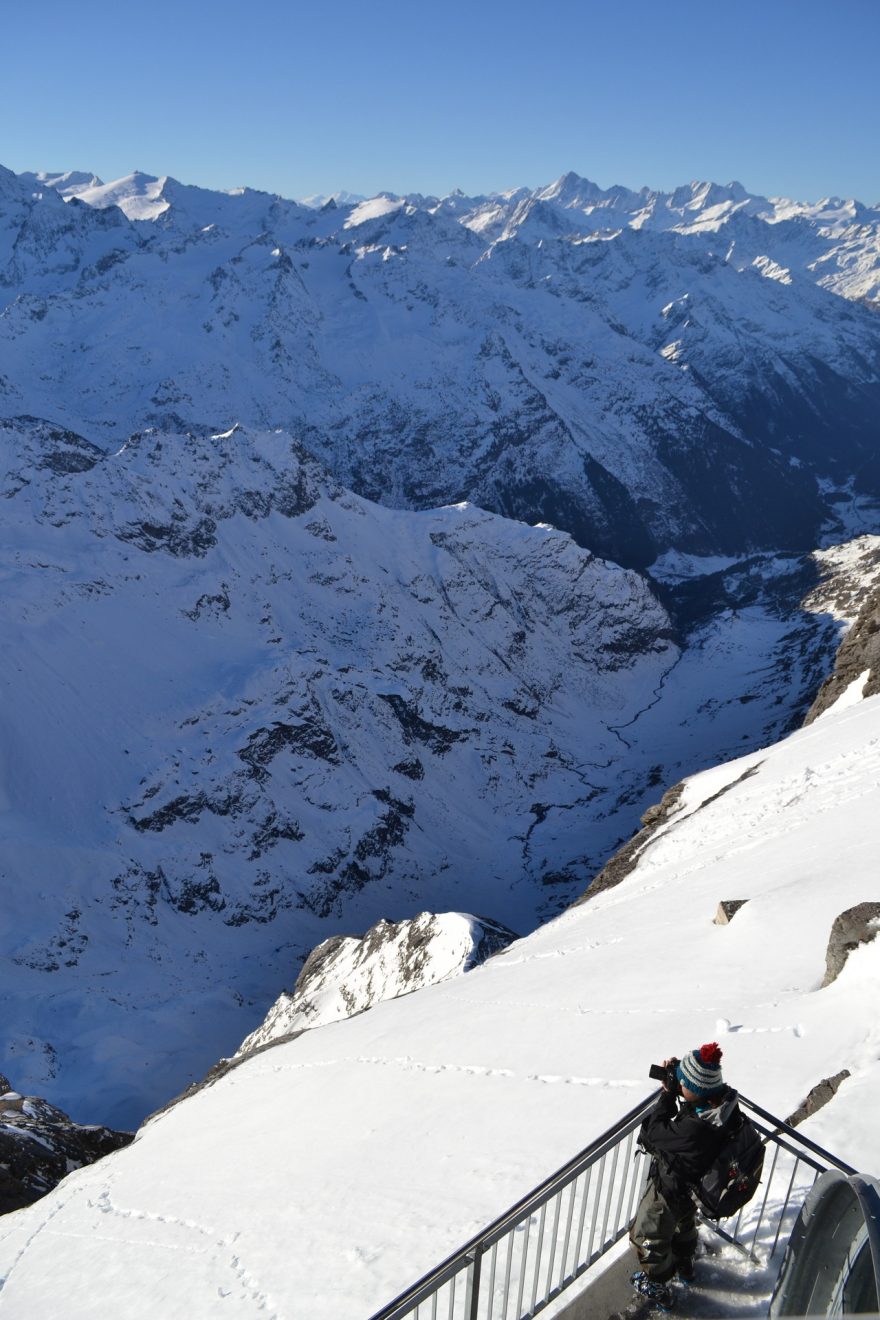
[676,1042,725,1097]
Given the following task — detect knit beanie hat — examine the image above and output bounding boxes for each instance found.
[676,1043,725,1097]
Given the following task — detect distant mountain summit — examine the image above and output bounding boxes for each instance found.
[299,189,366,208]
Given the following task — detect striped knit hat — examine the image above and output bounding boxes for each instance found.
[676,1043,725,1097]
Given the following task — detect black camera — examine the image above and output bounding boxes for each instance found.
[649,1059,680,1093]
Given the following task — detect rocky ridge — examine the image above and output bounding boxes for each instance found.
[0,1073,131,1215]
[804,569,880,722]
[236,911,519,1056]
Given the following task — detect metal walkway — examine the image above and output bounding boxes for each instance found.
[368,1092,862,1320]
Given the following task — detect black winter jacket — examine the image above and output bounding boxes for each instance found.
[639,1088,737,1208]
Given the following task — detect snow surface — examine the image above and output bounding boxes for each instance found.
[0,694,877,1317]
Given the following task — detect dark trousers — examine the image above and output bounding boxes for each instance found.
[630,1180,698,1282]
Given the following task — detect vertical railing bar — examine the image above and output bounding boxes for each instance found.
[612,1131,635,1234]
[768,1158,802,1259]
[585,1154,607,1264]
[731,1203,745,1245]
[529,1204,547,1314]
[573,1167,592,1269]
[625,1149,645,1229]
[466,1249,483,1320]
[558,1180,577,1288]
[366,1105,855,1320]
[598,1141,621,1253]
[486,1241,498,1320]
[748,1140,781,1253]
[515,1217,532,1319]
[500,1229,515,1319]
[544,1188,564,1299]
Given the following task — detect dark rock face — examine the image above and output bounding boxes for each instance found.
[378,694,469,754]
[0,1077,132,1215]
[34,424,105,475]
[116,514,218,558]
[574,782,685,903]
[821,903,880,987]
[714,900,749,925]
[239,716,339,774]
[804,582,880,724]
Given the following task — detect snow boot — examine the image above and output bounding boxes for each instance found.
[631,1271,675,1310]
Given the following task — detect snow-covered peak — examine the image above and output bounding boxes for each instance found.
[343,194,405,227]
[299,189,367,209]
[536,169,606,208]
[16,169,104,198]
[236,911,519,1055]
[63,170,171,220]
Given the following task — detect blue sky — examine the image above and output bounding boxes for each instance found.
[3,0,878,203]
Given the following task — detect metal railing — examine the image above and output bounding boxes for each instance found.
[714,1096,856,1266]
[368,1092,858,1320]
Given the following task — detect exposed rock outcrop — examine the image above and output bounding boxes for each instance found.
[236,911,519,1057]
[714,900,748,925]
[821,903,880,987]
[576,761,767,905]
[785,1070,851,1128]
[0,1075,132,1215]
[574,782,685,903]
[804,582,880,723]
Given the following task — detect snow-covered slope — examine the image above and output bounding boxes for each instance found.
[236,911,518,1054]
[0,417,679,1126]
[2,414,877,1129]
[0,690,877,1318]
[3,164,879,567]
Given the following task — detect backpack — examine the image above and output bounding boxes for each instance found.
[693,1110,765,1219]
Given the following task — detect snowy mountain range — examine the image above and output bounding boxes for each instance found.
[2,165,879,567]
[1,160,879,1153]
[0,156,878,1316]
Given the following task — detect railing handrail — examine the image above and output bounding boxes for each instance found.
[737,1095,857,1176]
[368,1090,854,1320]
[369,1092,656,1320]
